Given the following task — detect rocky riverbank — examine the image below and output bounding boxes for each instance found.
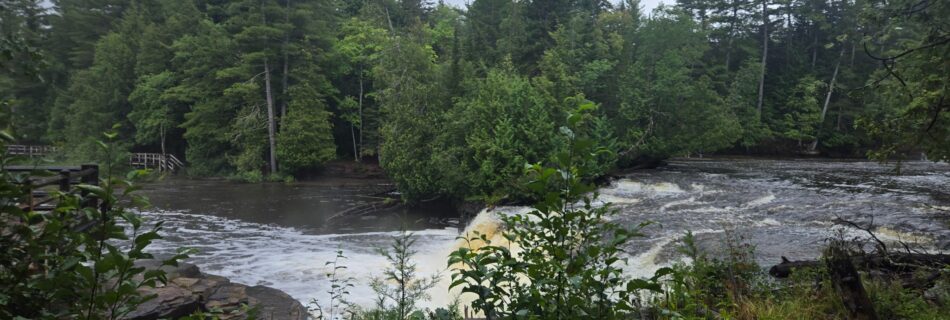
[125,260,306,320]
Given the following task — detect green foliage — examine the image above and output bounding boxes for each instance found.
[441,66,563,200]
[858,0,950,162]
[619,9,741,159]
[370,231,441,320]
[309,250,356,320]
[375,26,446,200]
[651,231,949,319]
[728,59,771,147]
[128,71,180,146]
[447,105,662,319]
[53,30,138,160]
[3,0,947,190]
[278,82,337,174]
[777,76,825,145]
[0,126,188,318]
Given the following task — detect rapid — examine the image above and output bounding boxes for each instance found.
[138,159,950,308]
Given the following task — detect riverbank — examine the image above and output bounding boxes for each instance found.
[128,260,306,320]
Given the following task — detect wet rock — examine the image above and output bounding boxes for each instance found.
[172,276,230,301]
[134,259,202,279]
[206,283,251,309]
[124,285,200,320]
[124,260,305,320]
[246,285,307,320]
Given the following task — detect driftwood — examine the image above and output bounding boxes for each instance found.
[769,253,950,278]
[324,199,402,223]
[825,243,879,320]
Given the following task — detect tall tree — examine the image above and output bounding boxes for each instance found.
[336,17,387,160]
[755,0,771,119]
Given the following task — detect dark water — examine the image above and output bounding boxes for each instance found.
[605,159,950,271]
[142,177,457,233]
[137,159,950,307]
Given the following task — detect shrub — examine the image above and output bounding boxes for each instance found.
[447,104,663,319]
[0,127,188,319]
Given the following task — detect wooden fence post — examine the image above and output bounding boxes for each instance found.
[58,169,71,192]
[79,164,98,210]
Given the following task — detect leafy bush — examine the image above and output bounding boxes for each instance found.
[311,233,461,320]
[277,82,337,174]
[368,231,441,319]
[447,104,663,319]
[0,127,188,319]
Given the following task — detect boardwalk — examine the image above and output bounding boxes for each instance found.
[6,145,184,173]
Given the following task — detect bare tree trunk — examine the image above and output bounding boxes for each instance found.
[351,124,358,162]
[826,243,879,320]
[851,41,856,68]
[281,57,288,119]
[160,122,166,158]
[812,30,818,69]
[358,65,364,161]
[265,60,278,174]
[836,101,843,130]
[756,0,769,119]
[262,0,277,174]
[809,46,845,152]
[280,0,290,120]
[725,38,733,71]
[725,3,738,71]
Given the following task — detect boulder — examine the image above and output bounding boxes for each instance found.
[124,285,200,320]
[124,259,305,320]
[246,285,307,320]
[206,283,256,313]
[172,275,230,301]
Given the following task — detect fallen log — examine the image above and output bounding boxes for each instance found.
[769,253,950,278]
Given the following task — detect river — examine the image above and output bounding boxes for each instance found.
[138,159,950,310]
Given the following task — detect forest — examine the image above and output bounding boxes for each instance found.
[3,1,950,319]
[2,0,948,202]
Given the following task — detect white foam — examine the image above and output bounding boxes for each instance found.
[140,210,459,311]
[608,180,685,195]
[744,194,776,207]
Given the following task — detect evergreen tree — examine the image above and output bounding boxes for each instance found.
[619,9,740,159]
[375,25,446,200]
[444,65,562,200]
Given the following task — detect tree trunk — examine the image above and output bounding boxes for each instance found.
[358,66,364,161]
[280,0,290,120]
[724,3,738,71]
[281,56,288,120]
[160,122,166,157]
[263,0,278,175]
[265,59,278,174]
[851,41,856,68]
[756,0,769,119]
[826,244,879,320]
[812,30,818,69]
[351,124,358,162]
[808,46,845,152]
[725,37,733,71]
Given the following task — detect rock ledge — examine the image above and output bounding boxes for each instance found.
[123,260,306,320]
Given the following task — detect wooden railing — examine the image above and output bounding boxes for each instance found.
[6,145,57,157]
[129,153,184,172]
[4,164,100,212]
[5,145,184,173]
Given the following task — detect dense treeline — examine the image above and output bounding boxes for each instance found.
[1,0,947,201]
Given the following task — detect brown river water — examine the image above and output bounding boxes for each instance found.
[138,159,950,308]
